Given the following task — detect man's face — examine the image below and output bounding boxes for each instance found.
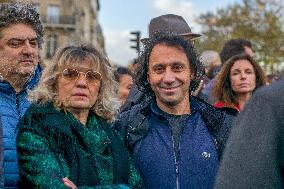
[118,74,133,105]
[0,23,39,81]
[148,43,192,111]
[244,46,254,57]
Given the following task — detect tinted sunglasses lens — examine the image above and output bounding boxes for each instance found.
[62,69,78,80]
[86,71,101,82]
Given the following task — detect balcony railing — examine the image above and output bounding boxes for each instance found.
[41,16,76,26]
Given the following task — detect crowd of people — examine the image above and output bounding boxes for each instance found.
[0,2,283,189]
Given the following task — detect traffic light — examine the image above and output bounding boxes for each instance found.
[130,31,141,54]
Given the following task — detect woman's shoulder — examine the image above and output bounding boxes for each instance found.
[214,101,239,115]
[19,102,69,133]
[19,102,56,123]
[27,102,58,114]
[214,101,225,108]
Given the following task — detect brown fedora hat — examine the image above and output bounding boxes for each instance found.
[141,14,201,43]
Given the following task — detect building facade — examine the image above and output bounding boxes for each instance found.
[1,0,105,64]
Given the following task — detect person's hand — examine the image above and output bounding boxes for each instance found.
[62,177,77,189]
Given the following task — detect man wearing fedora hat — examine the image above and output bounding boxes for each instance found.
[141,14,201,43]
[114,32,233,189]
[121,14,201,112]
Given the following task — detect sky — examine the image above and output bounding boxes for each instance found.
[99,0,242,67]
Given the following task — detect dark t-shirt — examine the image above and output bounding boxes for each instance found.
[151,102,200,159]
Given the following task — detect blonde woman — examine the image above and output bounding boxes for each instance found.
[16,45,142,188]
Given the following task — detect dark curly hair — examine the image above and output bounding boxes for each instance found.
[114,66,133,82]
[135,32,204,98]
[0,2,44,48]
[220,38,252,64]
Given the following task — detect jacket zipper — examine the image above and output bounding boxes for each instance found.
[171,134,180,189]
[16,93,20,117]
[212,137,219,159]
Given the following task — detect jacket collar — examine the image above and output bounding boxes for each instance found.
[27,65,42,90]
[126,95,229,156]
[0,64,42,93]
[149,97,202,119]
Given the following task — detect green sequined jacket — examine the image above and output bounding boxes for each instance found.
[16,102,142,189]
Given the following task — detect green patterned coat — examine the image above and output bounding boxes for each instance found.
[16,103,142,189]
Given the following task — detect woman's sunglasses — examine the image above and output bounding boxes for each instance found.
[61,68,102,84]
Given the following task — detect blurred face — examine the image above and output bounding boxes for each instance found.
[230,59,256,95]
[0,23,39,81]
[244,46,254,57]
[148,44,192,111]
[57,60,101,111]
[118,74,133,105]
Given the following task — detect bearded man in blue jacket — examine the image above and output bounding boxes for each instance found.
[0,2,43,188]
[113,32,233,189]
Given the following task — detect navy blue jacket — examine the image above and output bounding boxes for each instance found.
[113,96,234,189]
[0,65,41,188]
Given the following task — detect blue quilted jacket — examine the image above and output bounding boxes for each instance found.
[0,65,41,188]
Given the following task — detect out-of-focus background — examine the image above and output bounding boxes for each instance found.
[99,0,240,66]
[2,0,283,75]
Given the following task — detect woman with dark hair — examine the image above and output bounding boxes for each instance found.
[16,45,142,188]
[213,54,266,113]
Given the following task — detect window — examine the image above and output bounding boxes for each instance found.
[47,5,59,24]
[46,35,57,58]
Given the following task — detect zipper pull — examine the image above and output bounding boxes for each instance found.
[175,162,179,174]
[214,138,218,145]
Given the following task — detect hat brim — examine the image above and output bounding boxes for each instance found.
[141,33,202,43]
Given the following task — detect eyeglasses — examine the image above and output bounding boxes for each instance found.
[61,68,102,83]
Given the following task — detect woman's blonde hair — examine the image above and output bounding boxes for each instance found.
[29,44,120,122]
